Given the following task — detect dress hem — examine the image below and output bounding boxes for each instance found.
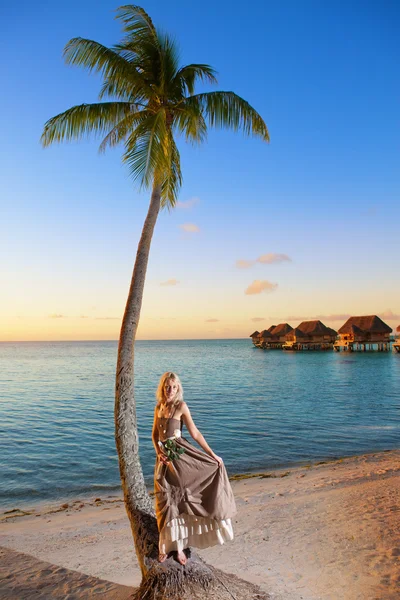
[159,513,234,554]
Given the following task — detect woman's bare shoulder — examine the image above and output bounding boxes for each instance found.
[175,400,187,419]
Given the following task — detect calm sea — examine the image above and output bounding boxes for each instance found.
[1,340,399,511]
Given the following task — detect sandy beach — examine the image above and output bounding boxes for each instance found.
[1,449,399,600]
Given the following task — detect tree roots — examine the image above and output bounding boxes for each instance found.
[129,549,270,600]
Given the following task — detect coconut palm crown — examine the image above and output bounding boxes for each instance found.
[40,5,269,209]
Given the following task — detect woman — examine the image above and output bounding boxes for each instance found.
[153,371,237,565]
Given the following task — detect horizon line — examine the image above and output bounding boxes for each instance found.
[0,337,249,343]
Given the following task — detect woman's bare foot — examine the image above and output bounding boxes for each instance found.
[176,550,187,565]
[158,552,167,562]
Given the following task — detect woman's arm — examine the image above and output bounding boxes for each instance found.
[181,402,217,459]
[152,406,161,455]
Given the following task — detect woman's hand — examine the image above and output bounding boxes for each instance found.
[157,451,170,465]
[212,453,223,467]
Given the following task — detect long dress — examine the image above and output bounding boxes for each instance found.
[154,402,237,554]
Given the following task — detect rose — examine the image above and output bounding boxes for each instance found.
[162,437,185,462]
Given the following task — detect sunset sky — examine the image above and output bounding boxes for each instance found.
[1,1,399,341]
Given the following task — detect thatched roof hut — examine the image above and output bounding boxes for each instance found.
[249,331,260,338]
[286,327,306,340]
[284,321,336,347]
[297,320,337,337]
[267,325,277,333]
[335,315,392,349]
[259,329,272,339]
[338,315,392,335]
[270,323,293,337]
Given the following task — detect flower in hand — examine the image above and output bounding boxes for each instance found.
[164,438,185,461]
[158,437,185,463]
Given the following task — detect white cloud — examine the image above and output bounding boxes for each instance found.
[179,223,200,233]
[236,259,256,269]
[257,253,291,264]
[176,197,200,209]
[160,279,180,286]
[245,280,278,295]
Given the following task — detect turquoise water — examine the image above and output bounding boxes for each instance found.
[1,340,399,510]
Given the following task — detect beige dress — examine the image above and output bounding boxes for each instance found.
[154,402,237,554]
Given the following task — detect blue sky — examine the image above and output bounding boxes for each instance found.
[1,0,399,340]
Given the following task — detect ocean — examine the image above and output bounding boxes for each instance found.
[1,339,399,510]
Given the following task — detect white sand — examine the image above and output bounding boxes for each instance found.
[1,449,399,600]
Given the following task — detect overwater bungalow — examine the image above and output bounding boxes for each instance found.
[394,325,400,353]
[269,323,293,349]
[258,329,273,348]
[283,320,337,351]
[249,330,260,347]
[334,315,392,352]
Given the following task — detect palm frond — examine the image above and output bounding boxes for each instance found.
[98,110,152,153]
[112,41,161,91]
[115,5,159,46]
[63,37,153,102]
[187,92,270,142]
[174,64,218,96]
[158,33,180,95]
[173,104,207,145]
[40,102,133,147]
[122,111,168,188]
[160,132,182,209]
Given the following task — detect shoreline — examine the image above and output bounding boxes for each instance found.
[1,447,399,599]
[1,447,397,520]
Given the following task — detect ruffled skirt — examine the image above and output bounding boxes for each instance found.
[154,435,237,554]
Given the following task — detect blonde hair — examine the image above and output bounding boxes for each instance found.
[155,372,184,407]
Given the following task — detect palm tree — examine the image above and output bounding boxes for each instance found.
[41,5,270,598]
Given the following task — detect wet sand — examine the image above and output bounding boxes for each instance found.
[1,449,399,600]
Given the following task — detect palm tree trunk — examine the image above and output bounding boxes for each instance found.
[114,182,271,600]
[115,181,162,576]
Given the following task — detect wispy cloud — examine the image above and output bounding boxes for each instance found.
[80,315,89,319]
[380,309,400,321]
[160,279,179,286]
[251,317,266,322]
[179,223,200,233]
[236,259,256,269]
[95,317,119,320]
[205,318,219,322]
[49,314,66,319]
[285,314,350,323]
[236,253,291,269]
[316,313,351,322]
[176,197,200,209]
[257,253,291,264]
[245,280,278,295]
[286,315,309,322]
